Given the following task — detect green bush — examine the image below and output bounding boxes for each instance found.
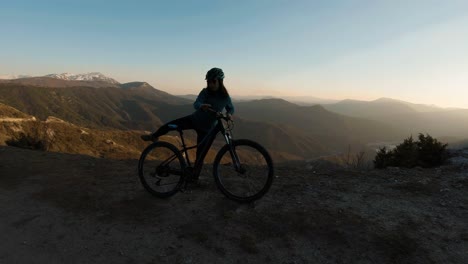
[374,134,448,169]
[374,147,393,169]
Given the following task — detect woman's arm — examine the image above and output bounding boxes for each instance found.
[225,96,235,115]
[193,89,207,110]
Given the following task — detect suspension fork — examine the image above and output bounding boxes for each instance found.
[224,132,242,171]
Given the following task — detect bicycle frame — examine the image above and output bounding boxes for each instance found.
[154,114,243,181]
[139,112,274,201]
[178,118,239,173]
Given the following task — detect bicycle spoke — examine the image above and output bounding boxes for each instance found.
[139,142,185,198]
[214,140,273,202]
[160,154,178,167]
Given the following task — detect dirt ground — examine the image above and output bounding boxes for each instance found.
[0,146,467,264]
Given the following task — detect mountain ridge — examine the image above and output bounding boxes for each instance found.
[2,76,467,159]
[324,98,468,138]
[0,80,402,160]
[45,72,120,85]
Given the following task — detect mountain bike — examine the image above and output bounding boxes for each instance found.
[138,110,274,202]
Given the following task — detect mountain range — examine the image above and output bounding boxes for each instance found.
[44,72,120,84]
[177,94,339,105]
[323,98,468,138]
[0,74,400,160]
[0,72,118,82]
[1,72,467,160]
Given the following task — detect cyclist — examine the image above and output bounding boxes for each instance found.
[141,67,235,172]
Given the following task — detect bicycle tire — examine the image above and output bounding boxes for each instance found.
[138,141,186,198]
[213,139,274,202]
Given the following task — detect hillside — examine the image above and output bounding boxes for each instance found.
[6,80,466,159]
[0,104,219,161]
[0,103,33,119]
[177,94,339,105]
[323,98,418,118]
[234,99,404,150]
[0,83,189,131]
[324,98,468,138]
[0,146,466,263]
[0,82,407,159]
[0,104,327,162]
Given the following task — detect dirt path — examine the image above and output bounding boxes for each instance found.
[0,117,36,122]
[0,146,467,263]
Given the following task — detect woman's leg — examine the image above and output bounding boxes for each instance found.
[144,115,195,140]
[193,129,217,178]
[196,130,208,159]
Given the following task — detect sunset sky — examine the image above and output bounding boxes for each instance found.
[1,0,468,107]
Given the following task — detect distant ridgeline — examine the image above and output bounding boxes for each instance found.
[1,74,467,161]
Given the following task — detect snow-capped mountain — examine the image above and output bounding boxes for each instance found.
[45,72,120,84]
[1,72,120,85]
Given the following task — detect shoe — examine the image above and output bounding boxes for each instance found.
[141,134,158,142]
[186,176,201,187]
[187,175,199,183]
[184,167,199,183]
[185,175,200,184]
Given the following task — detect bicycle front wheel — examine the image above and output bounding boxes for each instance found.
[213,139,274,202]
[138,141,186,198]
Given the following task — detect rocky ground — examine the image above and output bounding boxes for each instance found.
[1,146,467,264]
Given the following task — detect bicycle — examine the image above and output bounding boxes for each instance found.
[138,109,274,202]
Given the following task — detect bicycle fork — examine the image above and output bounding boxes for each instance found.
[225,133,244,173]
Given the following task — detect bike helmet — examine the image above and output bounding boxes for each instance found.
[205,67,225,80]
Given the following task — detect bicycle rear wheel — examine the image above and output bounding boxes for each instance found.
[213,139,274,202]
[138,141,186,198]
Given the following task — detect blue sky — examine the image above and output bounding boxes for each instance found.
[1,0,468,107]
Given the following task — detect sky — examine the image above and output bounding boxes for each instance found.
[1,0,468,108]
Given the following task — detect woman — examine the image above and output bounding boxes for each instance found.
[141,67,234,164]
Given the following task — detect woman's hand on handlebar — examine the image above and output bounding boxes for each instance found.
[205,107,232,120]
[200,104,212,111]
[218,112,233,121]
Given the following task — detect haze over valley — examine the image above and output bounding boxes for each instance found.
[1,73,468,162]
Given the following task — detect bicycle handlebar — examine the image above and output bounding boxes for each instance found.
[206,107,232,121]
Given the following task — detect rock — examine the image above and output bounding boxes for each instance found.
[419,178,431,185]
[46,128,55,139]
[447,148,468,169]
[448,156,468,168]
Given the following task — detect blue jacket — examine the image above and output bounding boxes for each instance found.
[191,88,235,132]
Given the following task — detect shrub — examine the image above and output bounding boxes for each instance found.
[6,132,48,151]
[392,136,419,168]
[416,133,448,167]
[374,133,448,169]
[374,147,393,169]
